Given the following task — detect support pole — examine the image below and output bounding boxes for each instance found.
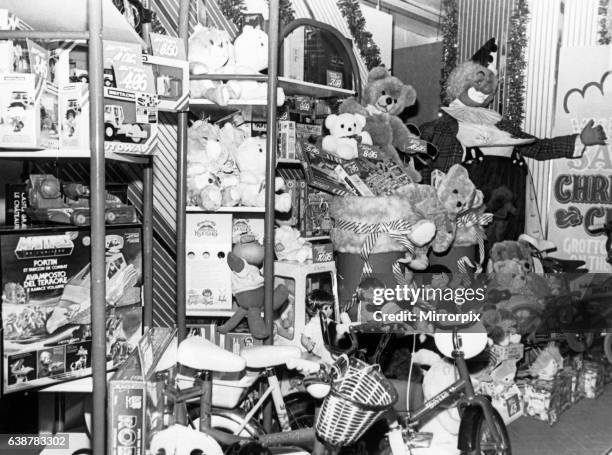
[87,0,106,454]
[176,0,190,342]
[263,0,280,433]
[143,162,154,328]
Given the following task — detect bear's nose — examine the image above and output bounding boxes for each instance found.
[347,127,352,132]
[456,201,462,208]
[385,97,392,105]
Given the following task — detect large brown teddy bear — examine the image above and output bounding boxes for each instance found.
[339,66,425,182]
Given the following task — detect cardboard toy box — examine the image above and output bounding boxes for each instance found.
[581,360,605,399]
[59,84,158,155]
[522,372,573,425]
[142,53,188,112]
[1,225,143,393]
[224,331,264,355]
[186,213,233,314]
[0,73,58,149]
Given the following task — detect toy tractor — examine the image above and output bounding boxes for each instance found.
[25,174,138,226]
[104,104,147,143]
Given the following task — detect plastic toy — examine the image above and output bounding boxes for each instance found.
[25,174,138,226]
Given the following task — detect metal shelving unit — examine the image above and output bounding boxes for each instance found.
[0,1,152,454]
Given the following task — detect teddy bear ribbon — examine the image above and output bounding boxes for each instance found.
[335,218,417,312]
[456,212,493,274]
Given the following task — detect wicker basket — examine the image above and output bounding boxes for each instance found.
[315,355,397,447]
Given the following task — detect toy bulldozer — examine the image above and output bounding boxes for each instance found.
[25,174,138,226]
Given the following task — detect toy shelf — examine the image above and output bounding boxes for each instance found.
[186,309,236,318]
[0,148,150,164]
[305,235,330,241]
[0,0,144,45]
[186,206,266,213]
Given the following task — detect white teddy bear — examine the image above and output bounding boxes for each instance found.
[274,226,313,263]
[322,113,373,160]
[231,136,291,211]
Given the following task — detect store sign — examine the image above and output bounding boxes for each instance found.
[548,46,612,272]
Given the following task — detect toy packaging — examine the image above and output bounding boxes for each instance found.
[581,360,605,399]
[186,213,233,313]
[490,384,524,425]
[1,225,143,393]
[59,85,158,155]
[5,183,30,228]
[142,53,189,111]
[522,372,573,425]
[0,73,36,147]
[224,332,264,355]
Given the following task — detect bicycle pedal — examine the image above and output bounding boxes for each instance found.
[406,432,433,449]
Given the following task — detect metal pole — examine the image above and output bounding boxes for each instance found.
[176,0,190,342]
[143,162,154,328]
[263,0,280,433]
[0,30,89,40]
[141,0,153,53]
[87,0,106,454]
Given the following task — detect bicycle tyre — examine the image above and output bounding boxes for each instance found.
[188,407,264,438]
[463,408,511,455]
[604,333,612,364]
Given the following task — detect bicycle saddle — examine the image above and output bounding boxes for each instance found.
[177,336,246,373]
[518,234,557,253]
[240,345,301,369]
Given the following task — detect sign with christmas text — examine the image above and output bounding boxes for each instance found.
[548,46,612,272]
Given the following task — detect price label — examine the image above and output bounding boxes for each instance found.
[114,64,156,94]
[326,70,343,88]
[27,39,49,86]
[104,40,143,68]
[151,33,186,60]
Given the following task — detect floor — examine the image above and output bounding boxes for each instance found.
[509,384,612,455]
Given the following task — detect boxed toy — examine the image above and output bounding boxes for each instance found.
[186,213,233,314]
[142,53,188,112]
[522,373,573,425]
[232,216,264,243]
[0,9,34,74]
[491,343,524,362]
[59,84,158,155]
[278,120,296,159]
[224,331,263,355]
[491,384,523,425]
[0,73,36,147]
[581,360,605,399]
[1,225,143,393]
[5,183,30,228]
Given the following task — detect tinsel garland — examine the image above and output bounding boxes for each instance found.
[270,0,296,26]
[217,0,246,28]
[599,0,612,45]
[503,0,529,135]
[439,0,458,104]
[337,0,382,69]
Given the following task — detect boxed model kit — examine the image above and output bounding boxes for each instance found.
[142,53,188,112]
[1,225,143,393]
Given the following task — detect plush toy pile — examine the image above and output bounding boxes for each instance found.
[189,25,285,105]
[187,120,291,212]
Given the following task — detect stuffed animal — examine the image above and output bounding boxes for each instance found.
[481,308,521,345]
[485,186,517,244]
[396,165,485,262]
[231,137,291,212]
[339,66,427,182]
[150,424,223,455]
[411,349,461,455]
[322,113,372,160]
[217,251,289,339]
[274,226,313,263]
[188,25,236,105]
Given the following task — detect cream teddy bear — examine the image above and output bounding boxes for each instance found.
[322,113,373,160]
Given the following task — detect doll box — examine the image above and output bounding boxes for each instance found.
[581,360,605,399]
[522,373,573,425]
[141,54,188,112]
[491,384,523,425]
[0,73,41,149]
[185,213,233,314]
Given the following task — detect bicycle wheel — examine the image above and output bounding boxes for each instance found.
[188,407,264,438]
[285,392,317,429]
[604,333,612,364]
[464,408,511,455]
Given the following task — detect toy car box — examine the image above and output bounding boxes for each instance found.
[1,224,143,394]
[59,84,158,155]
[142,54,188,112]
[185,213,233,314]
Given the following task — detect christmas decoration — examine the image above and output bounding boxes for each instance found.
[272,0,296,25]
[598,0,612,45]
[218,0,246,28]
[439,0,458,104]
[337,0,382,70]
[503,0,529,135]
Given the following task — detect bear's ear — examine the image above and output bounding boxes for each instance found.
[473,189,484,207]
[367,66,390,83]
[325,114,338,130]
[400,84,417,108]
[354,114,366,129]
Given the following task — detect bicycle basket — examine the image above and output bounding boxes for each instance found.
[315,355,397,447]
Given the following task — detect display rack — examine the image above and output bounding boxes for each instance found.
[0,1,151,454]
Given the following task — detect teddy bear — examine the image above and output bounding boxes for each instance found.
[485,186,518,244]
[274,226,313,263]
[150,424,223,455]
[339,66,429,183]
[481,307,521,345]
[217,250,289,339]
[396,165,485,266]
[230,136,291,212]
[322,113,373,160]
[188,25,237,105]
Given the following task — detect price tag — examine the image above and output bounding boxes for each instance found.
[150,33,187,60]
[326,70,343,88]
[26,39,49,88]
[137,330,154,377]
[114,63,156,94]
[104,40,143,68]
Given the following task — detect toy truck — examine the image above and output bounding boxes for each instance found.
[104,104,147,143]
[25,174,138,226]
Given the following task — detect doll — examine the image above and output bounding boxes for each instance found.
[301,289,335,363]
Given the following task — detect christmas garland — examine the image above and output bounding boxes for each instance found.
[217,0,246,28]
[439,0,458,104]
[503,0,529,134]
[598,0,612,45]
[337,0,382,69]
